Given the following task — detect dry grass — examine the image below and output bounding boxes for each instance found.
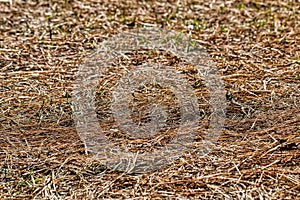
[0,0,299,199]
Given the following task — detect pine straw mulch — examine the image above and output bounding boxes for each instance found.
[0,0,299,199]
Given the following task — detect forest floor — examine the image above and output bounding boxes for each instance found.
[0,0,299,199]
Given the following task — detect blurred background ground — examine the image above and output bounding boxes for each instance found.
[0,0,299,199]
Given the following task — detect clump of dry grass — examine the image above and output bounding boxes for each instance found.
[0,0,299,199]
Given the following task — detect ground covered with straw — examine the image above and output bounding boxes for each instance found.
[0,0,299,199]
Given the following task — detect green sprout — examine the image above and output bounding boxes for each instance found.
[294,74,300,80]
[238,3,245,10]
[221,26,228,33]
